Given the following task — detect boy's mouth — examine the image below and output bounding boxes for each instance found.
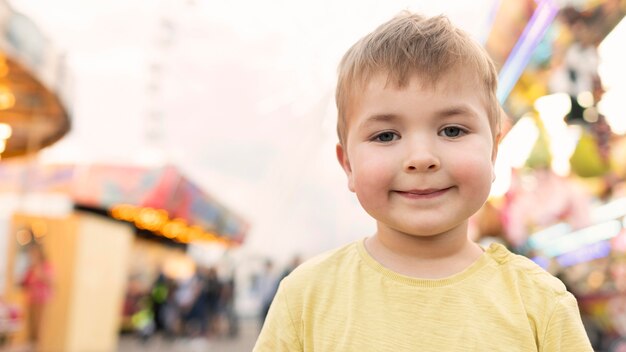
[394,187,452,199]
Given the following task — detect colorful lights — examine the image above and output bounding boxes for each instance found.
[592,198,626,224]
[534,93,582,176]
[490,115,539,198]
[0,123,12,160]
[136,207,168,232]
[0,86,15,110]
[497,0,559,103]
[527,198,626,269]
[556,241,611,268]
[527,222,572,249]
[0,123,11,139]
[598,17,626,135]
[110,204,233,246]
[538,220,622,258]
[576,91,594,109]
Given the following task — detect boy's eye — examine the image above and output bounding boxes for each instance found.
[373,132,398,142]
[441,126,464,138]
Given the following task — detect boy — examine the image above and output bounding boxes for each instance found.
[254,12,592,351]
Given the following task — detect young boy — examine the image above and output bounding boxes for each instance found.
[254,12,592,351]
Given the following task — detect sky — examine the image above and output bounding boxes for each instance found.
[8,0,501,262]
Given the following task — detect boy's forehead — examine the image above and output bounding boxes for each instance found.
[343,68,492,130]
[350,68,484,104]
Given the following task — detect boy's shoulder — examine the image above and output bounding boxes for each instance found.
[487,243,568,297]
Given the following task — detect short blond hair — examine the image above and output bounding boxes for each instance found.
[336,12,500,145]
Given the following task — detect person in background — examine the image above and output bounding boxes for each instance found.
[149,270,170,335]
[174,274,197,336]
[201,266,222,337]
[219,275,238,338]
[20,240,54,344]
[180,270,206,337]
[256,259,278,330]
[255,11,592,351]
[279,255,302,281]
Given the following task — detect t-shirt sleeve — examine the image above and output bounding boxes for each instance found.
[253,283,302,352]
[541,292,593,352]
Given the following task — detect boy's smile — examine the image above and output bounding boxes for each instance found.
[394,187,452,199]
[337,68,497,241]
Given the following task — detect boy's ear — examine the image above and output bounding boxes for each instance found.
[336,143,355,192]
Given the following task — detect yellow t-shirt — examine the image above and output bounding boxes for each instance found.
[254,239,592,351]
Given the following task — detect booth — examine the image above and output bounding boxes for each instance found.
[0,161,248,351]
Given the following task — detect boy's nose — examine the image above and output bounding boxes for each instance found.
[403,147,440,172]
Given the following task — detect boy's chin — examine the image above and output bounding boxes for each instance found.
[378,223,467,239]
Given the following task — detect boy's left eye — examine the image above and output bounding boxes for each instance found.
[372,132,398,142]
[440,126,465,138]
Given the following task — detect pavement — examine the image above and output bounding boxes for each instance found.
[0,317,259,352]
[117,317,259,352]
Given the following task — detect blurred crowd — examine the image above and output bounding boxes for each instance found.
[122,266,237,341]
[121,255,302,343]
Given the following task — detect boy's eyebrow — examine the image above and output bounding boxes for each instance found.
[359,105,480,129]
[358,114,399,129]
[434,105,480,119]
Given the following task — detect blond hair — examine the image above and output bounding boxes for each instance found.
[336,12,500,145]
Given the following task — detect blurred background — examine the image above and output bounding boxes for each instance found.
[0,0,625,351]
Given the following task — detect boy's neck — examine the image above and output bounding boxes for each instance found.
[365,224,484,279]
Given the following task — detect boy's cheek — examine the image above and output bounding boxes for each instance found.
[352,165,391,192]
[454,158,494,188]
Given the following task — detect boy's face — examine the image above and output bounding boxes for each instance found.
[337,69,497,238]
